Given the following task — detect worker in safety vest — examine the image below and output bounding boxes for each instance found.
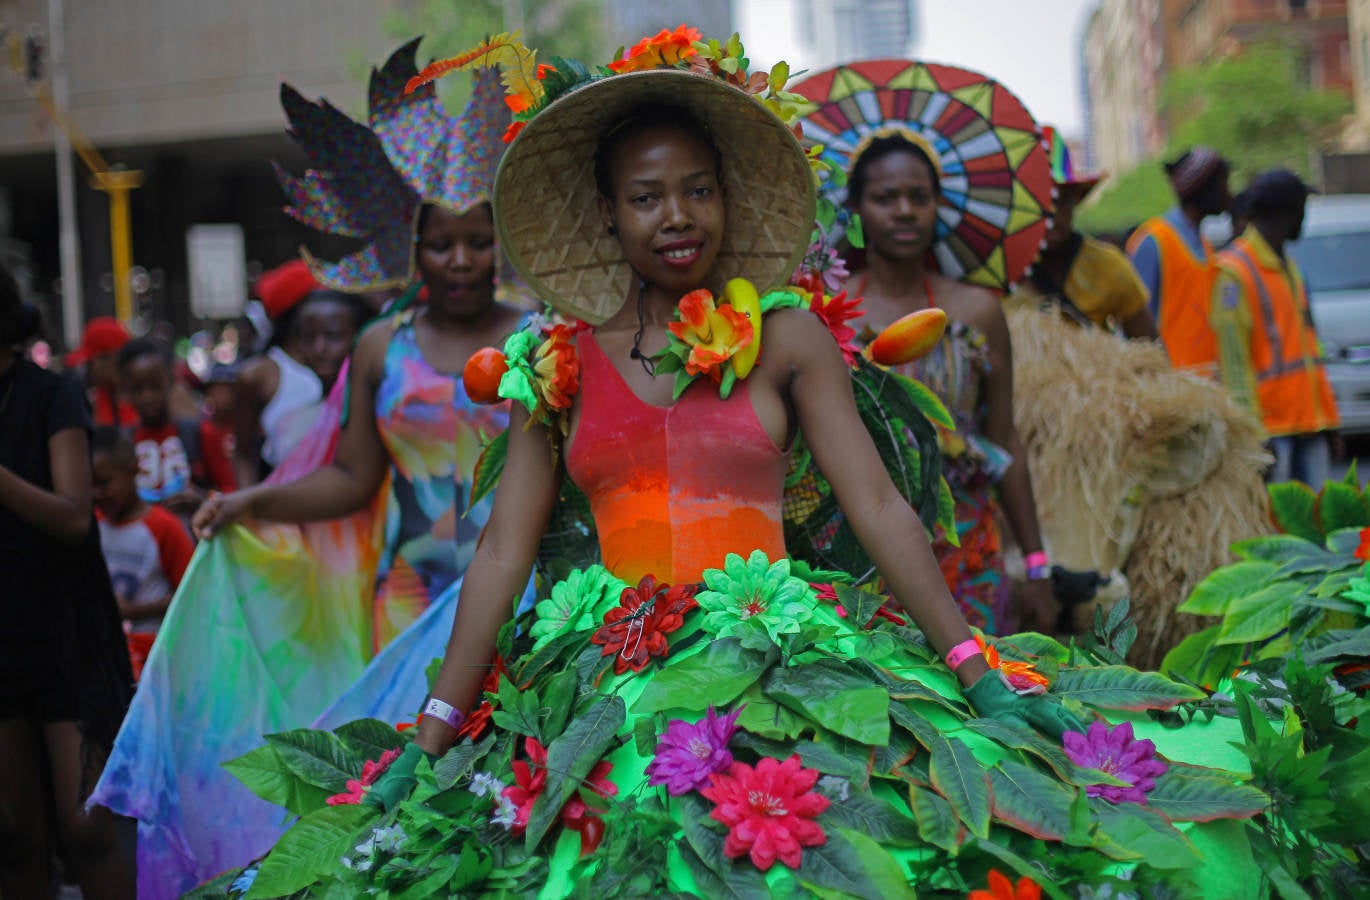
[1127,148,1232,375]
[1210,168,1338,487]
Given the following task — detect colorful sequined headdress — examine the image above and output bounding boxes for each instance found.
[793,59,1054,292]
[1044,125,1103,199]
[406,29,817,324]
[275,38,510,292]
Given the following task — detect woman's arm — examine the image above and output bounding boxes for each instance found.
[194,323,392,538]
[231,357,274,489]
[768,310,989,687]
[415,404,563,755]
[975,297,1056,633]
[0,427,92,543]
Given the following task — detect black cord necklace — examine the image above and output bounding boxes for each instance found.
[627,278,656,376]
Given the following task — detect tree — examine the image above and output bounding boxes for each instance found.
[1162,40,1351,184]
[1078,40,1351,236]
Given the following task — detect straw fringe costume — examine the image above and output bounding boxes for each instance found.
[88,41,523,898]
[203,33,1272,900]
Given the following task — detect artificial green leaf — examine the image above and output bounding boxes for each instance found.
[433,732,497,791]
[764,660,890,745]
[1214,581,1304,646]
[816,198,837,230]
[1231,533,1321,563]
[845,212,865,249]
[632,639,774,714]
[1159,625,1243,688]
[987,757,1074,840]
[222,744,332,816]
[820,789,921,845]
[245,805,374,898]
[1145,769,1267,823]
[908,784,962,851]
[1304,625,1370,664]
[735,693,808,739]
[1344,458,1361,488]
[1270,481,1322,542]
[887,700,944,748]
[538,662,578,742]
[834,583,886,630]
[677,793,771,896]
[927,733,991,839]
[676,840,771,900]
[998,632,1071,663]
[492,676,544,740]
[468,429,508,511]
[263,729,363,794]
[963,719,1126,786]
[936,477,958,545]
[524,694,626,851]
[517,631,588,690]
[333,719,407,763]
[1052,666,1205,711]
[1317,480,1369,533]
[894,375,956,430]
[797,828,911,900]
[719,365,737,400]
[730,732,871,784]
[1091,803,1199,867]
[1178,561,1281,616]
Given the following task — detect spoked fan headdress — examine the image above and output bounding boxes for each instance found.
[792,59,1055,292]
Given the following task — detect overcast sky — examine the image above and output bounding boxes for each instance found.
[739,0,1098,139]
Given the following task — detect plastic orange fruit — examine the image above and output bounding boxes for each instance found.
[867,308,948,366]
[463,347,509,404]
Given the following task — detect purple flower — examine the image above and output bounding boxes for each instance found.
[645,706,742,796]
[820,248,850,293]
[1062,720,1168,805]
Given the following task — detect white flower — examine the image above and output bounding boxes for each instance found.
[372,823,407,854]
[353,836,376,857]
[492,792,518,829]
[469,771,506,799]
[817,776,850,802]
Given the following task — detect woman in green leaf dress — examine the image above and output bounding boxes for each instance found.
[210,32,1272,900]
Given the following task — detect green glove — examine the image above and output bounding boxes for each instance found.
[964,671,1087,742]
[363,743,436,812]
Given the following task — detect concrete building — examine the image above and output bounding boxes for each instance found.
[606,0,732,47]
[1345,0,1370,146]
[1167,0,1352,93]
[788,0,918,68]
[0,0,402,343]
[1082,0,1167,175]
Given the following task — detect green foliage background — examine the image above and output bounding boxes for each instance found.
[1078,41,1352,236]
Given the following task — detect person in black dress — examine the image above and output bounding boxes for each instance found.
[0,263,135,898]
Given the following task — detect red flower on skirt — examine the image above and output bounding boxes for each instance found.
[500,736,618,856]
[700,754,830,870]
[591,575,698,674]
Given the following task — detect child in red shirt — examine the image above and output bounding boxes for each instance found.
[199,363,238,492]
[117,337,233,517]
[91,427,194,680]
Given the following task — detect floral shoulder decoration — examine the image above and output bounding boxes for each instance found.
[462,313,584,440]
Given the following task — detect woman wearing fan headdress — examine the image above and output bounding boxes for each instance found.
[792,61,1059,637]
[88,40,527,897]
[208,31,1267,900]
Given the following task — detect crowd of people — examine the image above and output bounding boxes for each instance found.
[0,22,1354,900]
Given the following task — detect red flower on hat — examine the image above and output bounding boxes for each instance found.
[607,24,701,74]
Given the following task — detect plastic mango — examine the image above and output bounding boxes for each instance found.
[866,307,948,366]
[462,346,509,404]
[724,278,763,378]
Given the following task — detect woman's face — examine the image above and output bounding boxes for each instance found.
[294,299,357,389]
[415,203,497,320]
[853,150,940,264]
[598,124,725,297]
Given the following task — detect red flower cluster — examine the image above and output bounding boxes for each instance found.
[700,754,829,870]
[502,736,618,856]
[591,575,698,674]
[325,747,403,806]
[533,324,580,411]
[1355,525,1370,562]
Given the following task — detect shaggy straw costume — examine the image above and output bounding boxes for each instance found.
[1004,300,1271,668]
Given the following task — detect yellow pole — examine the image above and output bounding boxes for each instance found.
[93,169,144,324]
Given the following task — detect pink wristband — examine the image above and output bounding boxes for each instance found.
[421,697,465,730]
[1024,551,1049,569]
[945,638,981,671]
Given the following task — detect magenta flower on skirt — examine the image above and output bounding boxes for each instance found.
[646,706,742,796]
[1062,720,1168,805]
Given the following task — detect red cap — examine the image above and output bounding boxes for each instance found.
[63,316,131,366]
[255,260,319,320]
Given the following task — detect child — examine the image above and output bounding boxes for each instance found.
[118,337,232,516]
[64,316,137,427]
[91,427,194,680]
[199,363,238,493]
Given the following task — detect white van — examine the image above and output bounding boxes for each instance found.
[1288,195,1370,435]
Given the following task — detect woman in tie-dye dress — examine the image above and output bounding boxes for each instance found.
[88,46,530,898]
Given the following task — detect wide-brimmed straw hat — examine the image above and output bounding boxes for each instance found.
[493,69,816,325]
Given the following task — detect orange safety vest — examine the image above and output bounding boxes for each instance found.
[1127,216,1218,375]
[1216,236,1339,437]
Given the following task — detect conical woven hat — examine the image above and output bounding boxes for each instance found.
[494,69,816,325]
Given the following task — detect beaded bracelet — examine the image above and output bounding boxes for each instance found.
[944,638,981,671]
[421,697,466,731]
